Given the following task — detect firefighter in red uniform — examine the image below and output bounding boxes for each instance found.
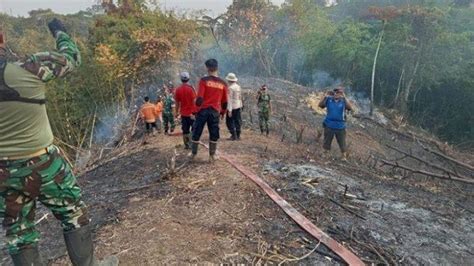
[174,71,196,149]
[191,59,228,162]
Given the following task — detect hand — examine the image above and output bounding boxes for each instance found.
[48,18,67,37]
[227,111,232,118]
[190,114,196,120]
[220,113,225,120]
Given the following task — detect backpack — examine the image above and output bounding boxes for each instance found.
[0,58,46,105]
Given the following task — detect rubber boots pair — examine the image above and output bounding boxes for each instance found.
[10,224,118,266]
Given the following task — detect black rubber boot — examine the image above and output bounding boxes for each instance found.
[63,224,118,266]
[209,142,218,162]
[236,130,241,140]
[63,225,95,266]
[183,134,190,149]
[11,247,45,266]
[191,141,199,156]
[227,132,236,141]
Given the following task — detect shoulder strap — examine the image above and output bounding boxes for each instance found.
[0,58,46,105]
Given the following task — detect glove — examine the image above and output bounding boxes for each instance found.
[48,18,67,37]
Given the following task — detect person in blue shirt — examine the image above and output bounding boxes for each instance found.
[318,87,354,160]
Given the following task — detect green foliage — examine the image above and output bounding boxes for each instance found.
[213,0,473,146]
[1,0,472,148]
[1,4,200,150]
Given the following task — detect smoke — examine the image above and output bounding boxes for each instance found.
[93,107,131,146]
[312,70,341,89]
[92,81,167,146]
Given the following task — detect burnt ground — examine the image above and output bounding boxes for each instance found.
[1,76,473,265]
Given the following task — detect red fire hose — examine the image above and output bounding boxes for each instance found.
[200,143,365,266]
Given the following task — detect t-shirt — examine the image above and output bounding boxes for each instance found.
[197,75,228,113]
[323,97,346,130]
[0,32,81,157]
[174,83,197,117]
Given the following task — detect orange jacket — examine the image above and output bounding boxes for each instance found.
[140,102,158,123]
[155,102,163,114]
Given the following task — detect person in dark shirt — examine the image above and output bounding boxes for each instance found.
[318,87,354,160]
[191,59,228,162]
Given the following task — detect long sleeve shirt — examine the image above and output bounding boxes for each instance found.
[140,103,159,123]
[0,31,81,157]
[227,83,243,111]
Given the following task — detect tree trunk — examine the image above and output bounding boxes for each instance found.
[370,25,385,116]
[401,57,420,115]
[394,67,405,106]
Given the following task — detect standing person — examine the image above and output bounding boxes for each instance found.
[257,84,272,136]
[155,96,164,133]
[225,73,243,141]
[191,59,228,162]
[174,71,197,149]
[318,87,354,160]
[162,89,176,134]
[139,96,159,141]
[0,21,117,265]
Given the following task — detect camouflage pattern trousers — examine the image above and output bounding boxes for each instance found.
[0,145,89,254]
[162,112,175,133]
[258,110,270,133]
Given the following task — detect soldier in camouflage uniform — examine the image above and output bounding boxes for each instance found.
[0,19,117,266]
[162,88,176,134]
[257,85,272,136]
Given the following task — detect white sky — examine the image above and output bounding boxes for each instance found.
[0,0,286,17]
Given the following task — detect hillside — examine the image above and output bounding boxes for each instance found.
[1,77,473,265]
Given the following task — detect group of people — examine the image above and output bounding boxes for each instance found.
[0,18,353,266]
[138,59,274,160]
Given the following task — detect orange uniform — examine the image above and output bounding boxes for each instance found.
[140,102,158,123]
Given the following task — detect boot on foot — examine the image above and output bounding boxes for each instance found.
[11,247,44,266]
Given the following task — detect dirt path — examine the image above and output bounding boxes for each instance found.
[41,130,334,265]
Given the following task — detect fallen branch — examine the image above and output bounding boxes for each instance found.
[329,199,366,220]
[386,144,470,179]
[419,142,474,172]
[278,242,321,265]
[108,162,189,194]
[379,159,474,184]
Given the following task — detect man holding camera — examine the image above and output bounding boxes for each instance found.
[318,86,354,160]
[0,20,116,265]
